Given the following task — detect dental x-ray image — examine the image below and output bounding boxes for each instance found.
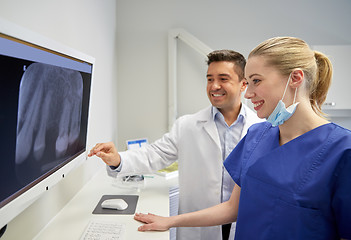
[0,44,92,211]
[15,62,84,184]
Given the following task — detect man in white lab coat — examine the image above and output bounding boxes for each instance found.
[89,50,263,240]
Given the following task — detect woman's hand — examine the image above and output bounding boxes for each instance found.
[134,213,172,232]
[134,185,241,233]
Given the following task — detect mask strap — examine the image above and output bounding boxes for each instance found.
[282,73,298,104]
[293,87,298,104]
[281,73,292,101]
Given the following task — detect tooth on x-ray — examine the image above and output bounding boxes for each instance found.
[15,62,83,172]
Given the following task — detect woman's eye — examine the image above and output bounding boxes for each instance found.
[253,79,261,84]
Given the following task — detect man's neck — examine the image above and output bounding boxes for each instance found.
[218,103,242,126]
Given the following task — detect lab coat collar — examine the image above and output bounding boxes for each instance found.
[196,104,263,153]
[195,106,222,150]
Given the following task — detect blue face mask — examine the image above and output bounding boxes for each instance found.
[267,73,299,127]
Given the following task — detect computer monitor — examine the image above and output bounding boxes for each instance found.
[0,19,94,231]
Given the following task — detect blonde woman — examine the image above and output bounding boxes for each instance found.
[134,37,351,240]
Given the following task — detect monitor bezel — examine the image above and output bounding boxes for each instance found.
[0,18,95,230]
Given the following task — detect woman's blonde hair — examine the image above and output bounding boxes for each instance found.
[248,37,333,117]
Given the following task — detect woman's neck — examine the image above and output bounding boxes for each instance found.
[278,102,329,146]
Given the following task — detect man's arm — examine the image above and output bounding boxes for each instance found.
[88,142,121,167]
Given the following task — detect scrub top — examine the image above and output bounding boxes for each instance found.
[224,122,351,240]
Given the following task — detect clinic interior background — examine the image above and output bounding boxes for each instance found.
[1,0,351,238]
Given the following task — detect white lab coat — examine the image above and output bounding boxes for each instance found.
[109,104,263,240]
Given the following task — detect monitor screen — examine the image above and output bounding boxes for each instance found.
[0,23,93,229]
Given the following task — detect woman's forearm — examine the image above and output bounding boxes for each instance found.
[135,184,241,231]
[170,199,238,228]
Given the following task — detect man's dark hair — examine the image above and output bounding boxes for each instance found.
[207,50,246,80]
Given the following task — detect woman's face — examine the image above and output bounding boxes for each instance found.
[244,56,288,119]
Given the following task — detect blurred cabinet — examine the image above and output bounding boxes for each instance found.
[313,45,351,110]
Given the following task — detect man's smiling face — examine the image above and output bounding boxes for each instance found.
[206,61,246,114]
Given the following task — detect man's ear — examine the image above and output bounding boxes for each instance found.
[290,69,304,88]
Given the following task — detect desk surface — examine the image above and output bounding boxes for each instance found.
[34,169,174,240]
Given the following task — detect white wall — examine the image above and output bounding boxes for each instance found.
[115,0,351,149]
[1,0,350,238]
[0,0,118,239]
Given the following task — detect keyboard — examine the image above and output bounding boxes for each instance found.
[80,219,126,240]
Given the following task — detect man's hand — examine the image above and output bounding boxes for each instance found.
[88,142,121,167]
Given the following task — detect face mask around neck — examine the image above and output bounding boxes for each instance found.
[266,73,299,127]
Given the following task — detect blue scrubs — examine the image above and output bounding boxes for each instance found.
[224,122,351,240]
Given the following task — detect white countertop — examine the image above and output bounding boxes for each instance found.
[34,169,175,240]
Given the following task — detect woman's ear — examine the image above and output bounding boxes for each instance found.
[240,79,247,93]
[290,69,304,88]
